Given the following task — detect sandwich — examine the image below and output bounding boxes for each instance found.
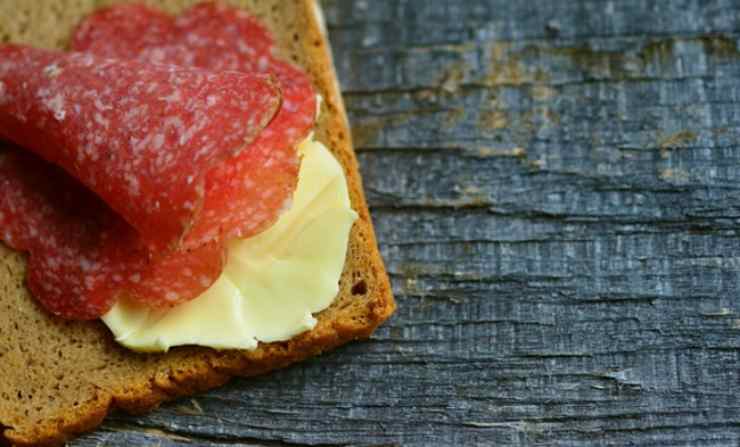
[0,1,395,445]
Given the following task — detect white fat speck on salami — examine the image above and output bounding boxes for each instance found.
[0,45,280,252]
[72,2,317,245]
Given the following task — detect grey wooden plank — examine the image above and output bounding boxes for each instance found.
[74,1,740,446]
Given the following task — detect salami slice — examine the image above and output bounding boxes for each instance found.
[0,45,281,252]
[0,45,281,318]
[0,146,225,319]
[72,2,317,244]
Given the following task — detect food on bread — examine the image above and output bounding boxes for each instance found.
[0,1,395,445]
[105,133,358,352]
[0,2,325,319]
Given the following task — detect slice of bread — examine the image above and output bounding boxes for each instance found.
[0,1,396,445]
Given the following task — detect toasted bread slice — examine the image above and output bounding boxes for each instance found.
[0,1,395,445]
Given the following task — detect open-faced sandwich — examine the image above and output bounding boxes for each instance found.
[0,1,395,445]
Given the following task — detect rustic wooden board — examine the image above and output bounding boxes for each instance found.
[75,0,740,445]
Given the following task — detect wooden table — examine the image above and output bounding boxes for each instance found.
[77,1,740,445]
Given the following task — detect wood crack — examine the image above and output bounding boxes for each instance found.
[102,421,349,447]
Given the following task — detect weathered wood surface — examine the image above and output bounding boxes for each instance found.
[75,1,740,446]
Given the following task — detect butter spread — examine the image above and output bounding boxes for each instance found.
[102,135,358,352]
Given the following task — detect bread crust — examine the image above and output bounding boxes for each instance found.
[0,1,395,445]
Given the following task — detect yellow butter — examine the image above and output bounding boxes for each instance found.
[102,136,358,352]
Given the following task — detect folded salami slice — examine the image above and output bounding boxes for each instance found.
[0,45,282,318]
[72,2,317,245]
[0,146,225,319]
[0,45,280,251]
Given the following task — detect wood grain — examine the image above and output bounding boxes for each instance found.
[75,0,740,445]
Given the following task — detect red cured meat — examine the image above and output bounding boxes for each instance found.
[0,45,280,252]
[0,45,281,318]
[72,2,317,245]
[0,146,224,319]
